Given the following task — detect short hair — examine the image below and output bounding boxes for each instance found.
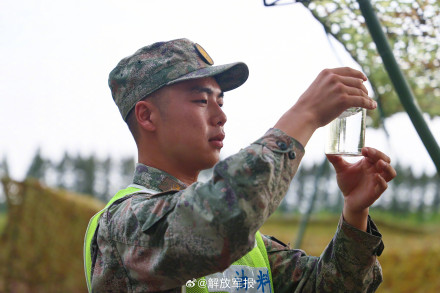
[126,107,140,143]
[125,90,167,144]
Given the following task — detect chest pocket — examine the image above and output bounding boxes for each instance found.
[128,191,179,233]
[107,190,179,246]
[143,195,178,232]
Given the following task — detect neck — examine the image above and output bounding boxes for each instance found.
[138,149,199,186]
[170,172,198,186]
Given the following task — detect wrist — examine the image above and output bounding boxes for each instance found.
[273,105,318,147]
[342,205,369,232]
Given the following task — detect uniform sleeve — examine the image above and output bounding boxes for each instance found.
[264,216,384,293]
[102,128,306,291]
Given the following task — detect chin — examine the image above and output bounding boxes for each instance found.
[201,156,220,170]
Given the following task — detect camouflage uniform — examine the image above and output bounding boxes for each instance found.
[90,128,384,292]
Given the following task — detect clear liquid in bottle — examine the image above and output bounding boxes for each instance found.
[325,107,366,156]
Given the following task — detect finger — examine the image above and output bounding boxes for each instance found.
[330,67,367,81]
[374,173,388,197]
[341,84,369,99]
[341,94,377,110]
[362,147,391,164]
[376,160,397,182]
[326,154,350,173]
[362,148,375,164]
[339,76,369,95]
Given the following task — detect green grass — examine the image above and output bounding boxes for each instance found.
[369,209,440,229]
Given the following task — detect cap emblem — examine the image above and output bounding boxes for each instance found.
[195,43,214,65]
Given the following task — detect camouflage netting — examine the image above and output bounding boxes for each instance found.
[0,178,104,293]
[298,0,440,127]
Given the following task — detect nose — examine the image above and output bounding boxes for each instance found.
[210,104,227,127]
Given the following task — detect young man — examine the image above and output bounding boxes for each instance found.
[84,38,396,292]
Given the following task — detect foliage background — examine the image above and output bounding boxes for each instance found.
[300,0,440,127]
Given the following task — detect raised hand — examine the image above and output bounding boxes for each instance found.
[275,67,377,146]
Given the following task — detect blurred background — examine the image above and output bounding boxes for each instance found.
[0,0,439,292]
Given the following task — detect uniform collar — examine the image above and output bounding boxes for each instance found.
[132,163,187,192]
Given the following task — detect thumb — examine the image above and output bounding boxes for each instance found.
[326,154,350,173]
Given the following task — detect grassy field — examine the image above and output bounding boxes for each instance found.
[260,213,440,293]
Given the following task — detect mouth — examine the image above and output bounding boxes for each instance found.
[209,133,225,149]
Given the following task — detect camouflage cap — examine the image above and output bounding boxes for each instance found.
[108,38,249,121]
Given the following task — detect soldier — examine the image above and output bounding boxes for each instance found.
[84,38,396,292]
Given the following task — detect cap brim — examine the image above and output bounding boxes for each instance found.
[167,62,249,92]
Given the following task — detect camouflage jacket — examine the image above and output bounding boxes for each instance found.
[90,128,384,292]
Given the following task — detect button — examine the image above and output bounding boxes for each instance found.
[276,141,287,150]
[288,151,296,160]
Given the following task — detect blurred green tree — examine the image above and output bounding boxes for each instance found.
[73,154,96,196]
[56,151,71,190]
[95,157,112,201]
[0,156,9,178]
[433,179,440,215]
[120,156,135,189]
[26,148,47,180]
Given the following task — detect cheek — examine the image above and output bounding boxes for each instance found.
[160,105,208,139]
[164,116,206,142]
[180,109,208,131]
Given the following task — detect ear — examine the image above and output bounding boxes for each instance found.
[135,100,159,132]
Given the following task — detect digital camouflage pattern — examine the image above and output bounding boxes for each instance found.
[90,128,384,292]
[108,38,249,120]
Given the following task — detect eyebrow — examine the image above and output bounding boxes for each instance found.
[191,86,224,98]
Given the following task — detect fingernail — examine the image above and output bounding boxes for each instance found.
[372,100,377,108]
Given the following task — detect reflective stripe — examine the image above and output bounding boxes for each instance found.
[127,183,162,194]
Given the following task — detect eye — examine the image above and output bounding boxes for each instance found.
[194,99,208,104]
[218,102,223,108]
